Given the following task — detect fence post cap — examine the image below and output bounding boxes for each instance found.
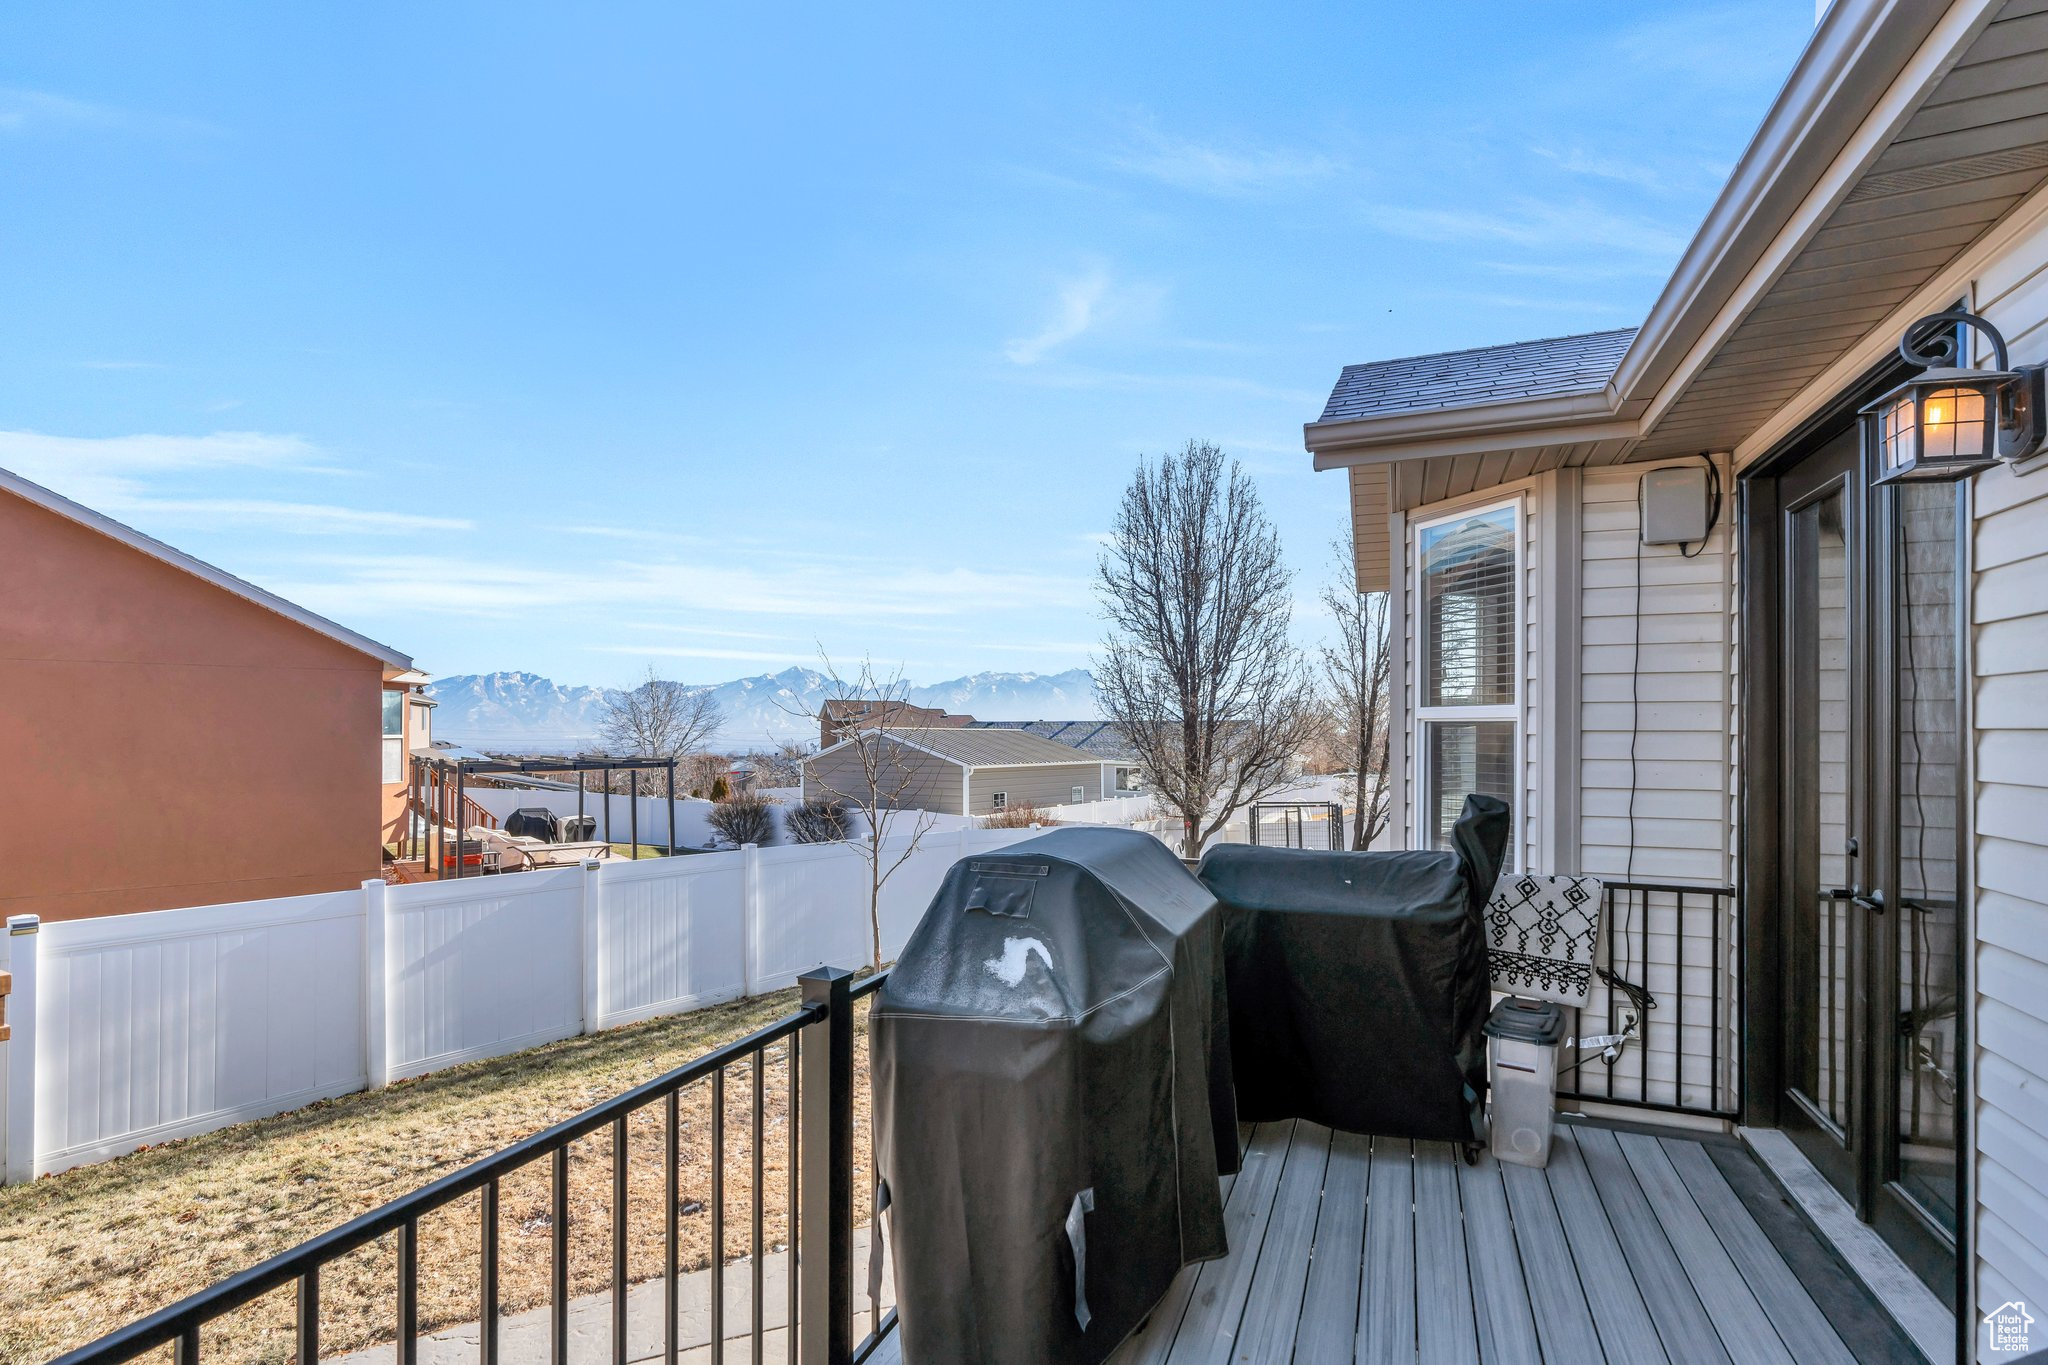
[582,858,604,871]
[741,842,758,851]
[6,915,40,935]
[361,877,387,891]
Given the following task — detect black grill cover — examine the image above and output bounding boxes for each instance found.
[1196,794,1509,1145]
[503,807,560,841]
[872,827,1238,1365]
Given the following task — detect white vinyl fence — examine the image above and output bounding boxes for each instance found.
[0,826,1037,1180]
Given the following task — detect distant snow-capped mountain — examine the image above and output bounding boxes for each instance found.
[426,666,1100,751]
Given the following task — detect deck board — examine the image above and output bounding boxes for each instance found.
[1576,1125,1733,1365]
[1359,1138,1418,1364]
[1231,1123,1331,1363]
[1291,1130,1368,1362]
[1614,1131,1797,1365]
[1543,1128,1670,1365]
[1158,1122,1291,1365]
[964,1120,1907,1365]
[1499,1157,1607,1364]
[1410,1143,1480,1365]
[1456,1156,1542,1365]
[1659,1137,1859,1365]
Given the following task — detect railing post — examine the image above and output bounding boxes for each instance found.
[797,966,854,1365]
[362,883,389,1090]
[3,915,40,1184]
[580,859,605,1034]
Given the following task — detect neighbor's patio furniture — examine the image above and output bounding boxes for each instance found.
[872,827,1237,1365]
[1195,793,1508,1154]
[470,826,614,871]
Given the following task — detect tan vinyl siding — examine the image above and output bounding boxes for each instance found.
[1970,206,2048,1349]
[966,763,1101,816]
[1576,464,1736,887]
[803,742,964,816]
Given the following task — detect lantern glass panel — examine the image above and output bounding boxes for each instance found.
[1880,394,1916,475]
[1920,385,1990,461]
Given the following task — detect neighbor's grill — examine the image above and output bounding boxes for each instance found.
[51,969,892,1365]
[1555,880,1741,1120]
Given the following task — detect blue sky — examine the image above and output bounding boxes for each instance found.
[0,2,1813,687]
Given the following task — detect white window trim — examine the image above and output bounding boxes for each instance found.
[1412,496,1524,866]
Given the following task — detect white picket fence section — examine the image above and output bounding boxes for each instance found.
[0,826,1037,1179]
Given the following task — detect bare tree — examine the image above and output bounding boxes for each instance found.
[600,665,723,762]
[1319,531,1392,851]
[1095,440,1324,856]
[790,653,939,968]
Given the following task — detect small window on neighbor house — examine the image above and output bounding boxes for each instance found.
[1416,501,1519,856]
[382,690,405,738]
[1072,785,1085,804]
[991,792,1008,810]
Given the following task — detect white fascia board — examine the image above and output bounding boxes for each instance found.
[0,465,414,670]
[1309,418,1643,470]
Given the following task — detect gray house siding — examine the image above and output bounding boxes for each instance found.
[967,764,1101,816]
[802,744,964,816]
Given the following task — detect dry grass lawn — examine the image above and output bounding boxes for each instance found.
[0,988,879,1365]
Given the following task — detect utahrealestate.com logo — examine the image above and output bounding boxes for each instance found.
[1985,1300,2035,1354]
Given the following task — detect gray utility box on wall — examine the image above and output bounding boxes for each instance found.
[1638,464,1712,545]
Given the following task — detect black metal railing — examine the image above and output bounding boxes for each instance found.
[1555,879,1741,1120]
[51,966,891,1365]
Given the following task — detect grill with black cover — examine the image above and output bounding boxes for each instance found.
[502,807,561,842]
[1196,793,1509,1147]
[871,826,1238,1365]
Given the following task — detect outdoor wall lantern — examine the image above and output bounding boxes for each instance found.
[1861,306,2047,484]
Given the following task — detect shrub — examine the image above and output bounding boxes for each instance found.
[784,798,850,844]
[708,774,731,802]
[982,801,1048,829]
[707,791,773,846]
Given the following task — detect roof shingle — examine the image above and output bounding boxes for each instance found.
[1316,327,1637,424]
[847,727,1100,768]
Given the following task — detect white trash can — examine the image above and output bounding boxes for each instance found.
[1486,996,1565,1168]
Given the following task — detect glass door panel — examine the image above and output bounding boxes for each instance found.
[1787,486,1855,1143]
[1890,483,1961,1239]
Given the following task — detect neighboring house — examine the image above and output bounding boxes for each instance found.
[965,719,1145,791]
[817,698,971,749]
[1304,0,2048,1349]
[801,727,1107,816]
[0,467,419,922]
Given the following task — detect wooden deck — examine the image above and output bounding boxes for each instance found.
[1091,1119,1927,1365]
[865,1117,1925,1365]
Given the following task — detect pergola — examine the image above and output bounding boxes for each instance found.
[406,751,679,878]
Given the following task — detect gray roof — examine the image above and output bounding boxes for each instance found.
[1316,327,1637,424]
[858,727,1101,769]
[966,720,1136,761]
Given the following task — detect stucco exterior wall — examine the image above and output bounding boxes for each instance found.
[0,491,387,921]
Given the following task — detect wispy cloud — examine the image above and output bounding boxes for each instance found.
[0,429,437,535]
[1005,265,1114,365]
[0,86,215,139]
[131,499,473,534]
[1003,364,1322,406]
[1363,198,1687,258]
[1109,121,1342,197]
[268,552,1095,625]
